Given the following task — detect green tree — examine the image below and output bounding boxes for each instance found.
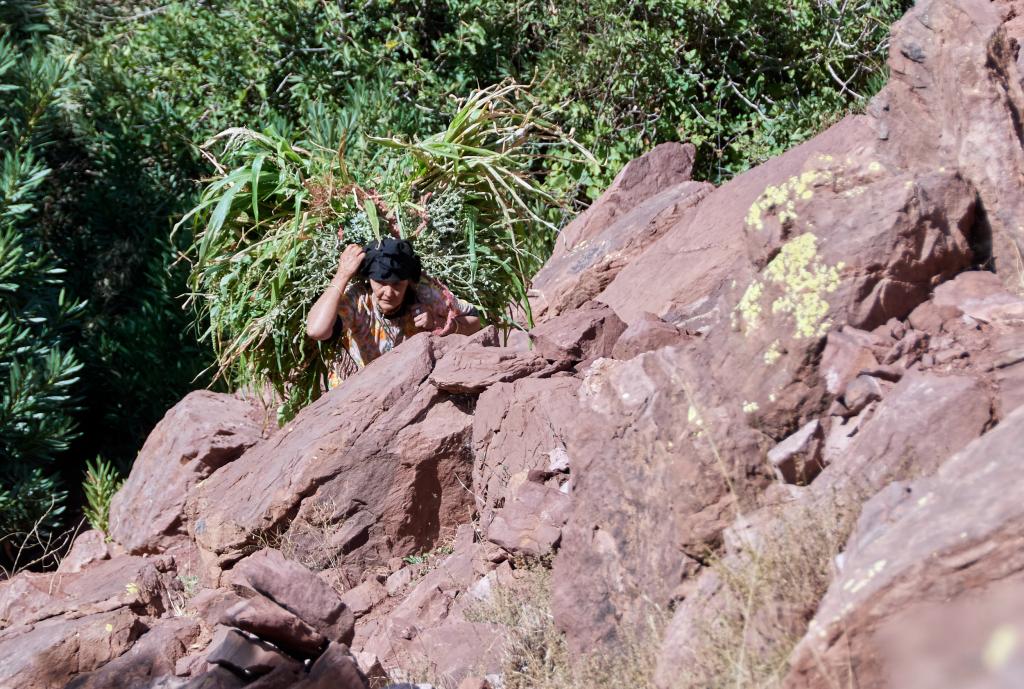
[0,22,84,542]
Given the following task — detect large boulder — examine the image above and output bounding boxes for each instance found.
[358,542,504,685]
[784,405,1024,688]
[472,376,579,532]
[0,607,143,689]
[109,391,266,555]
[552,348,769,653]
[189,335,475,581]
[529,142,712,321]
[874,0,1024,283]
[229,548,354,645]
[66,616,201,689]
[0,554,173,629]
[596,116,874,327]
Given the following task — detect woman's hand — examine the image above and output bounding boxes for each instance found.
[413,305,437,331]
[337,243,365,279]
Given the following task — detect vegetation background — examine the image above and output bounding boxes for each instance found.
[0,0,909,559]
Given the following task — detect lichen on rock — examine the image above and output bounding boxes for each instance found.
[734,232,844,340]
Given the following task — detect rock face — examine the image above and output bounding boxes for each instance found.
[11,1,1024,687]
[786,405,1024,689]
[109,391,266,555]
[529,142,712,321]
[189,336,475,581]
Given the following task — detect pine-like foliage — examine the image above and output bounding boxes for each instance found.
[0,25,84,541]
[82,456,123,535]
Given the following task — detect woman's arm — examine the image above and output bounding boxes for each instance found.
[451,314,482,335]
[306,244,365,341]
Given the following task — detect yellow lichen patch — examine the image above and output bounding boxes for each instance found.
[687,404,704,427]
[742,400,759,413]
[734,280,765,332]
[765,233,844,339]
[763,340,782,365]
[983,625,1018,671]
[125,582,140,595]
[744,168,834,231]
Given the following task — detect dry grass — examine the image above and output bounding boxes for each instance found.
[466,565,661,689]
[677,493,857,689]
[253,498,347,575]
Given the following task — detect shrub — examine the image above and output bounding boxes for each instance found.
[81,456,123,534]
[0,24,83,544]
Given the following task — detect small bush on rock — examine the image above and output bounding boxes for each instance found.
[82,456,124,535]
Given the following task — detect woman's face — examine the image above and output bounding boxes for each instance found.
[370,278,410,314]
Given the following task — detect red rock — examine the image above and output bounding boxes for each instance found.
[815,371,991,497]
[820,328,881,397]
[785,404,1024,688]
[244,664,304,688]
[181,666,246,689]
[611,311,688,360]
[0,607,143,689]
[429,342,549,393]
[458,677,492,689]
[472,377,579,531]
[767,420,824,485]
[359,543,499,678]
[598,117,872,327]
[297,641,369,689]
[206,628,301,676]
[530,143,711,321]
[190,335,474,580]
[876,578,1024,689]
[874,0,1024,288]
[931,270,1024,323]
[552,347,769,653]
[0,554,172,628]
[109,391,265,555]
[219,594,327,657]
[66,616,201,689]
[339,579,387,620]
[57,529,111,573]
[528,300,626,365]
[841,374,886,416]
[230,548,355,645]
[380,620,503,687]
[485,480,571,557]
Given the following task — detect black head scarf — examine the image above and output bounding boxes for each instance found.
[360,238,422,283]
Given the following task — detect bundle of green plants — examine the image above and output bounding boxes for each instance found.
[178,81,591,421]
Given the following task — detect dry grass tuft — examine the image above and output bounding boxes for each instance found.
[678,493,857,689]
[253,498,346,575]
[467,565,661,689]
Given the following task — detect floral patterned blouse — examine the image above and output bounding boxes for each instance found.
[326,280,476,389]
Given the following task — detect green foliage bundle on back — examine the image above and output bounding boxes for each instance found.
[180,82,589,421]
[0,24,84,544]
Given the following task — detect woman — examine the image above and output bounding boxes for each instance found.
[306,237,481,387]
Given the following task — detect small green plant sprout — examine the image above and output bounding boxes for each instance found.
[402,553,426,566]
[82,456,125,535]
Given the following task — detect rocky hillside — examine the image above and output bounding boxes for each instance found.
[3,0,1024,686]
